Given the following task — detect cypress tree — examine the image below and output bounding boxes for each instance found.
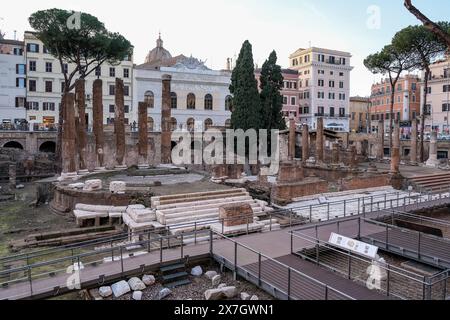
[229,40,263,131]
[259,50,286,130]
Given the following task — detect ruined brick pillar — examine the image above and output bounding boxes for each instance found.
[377,120,384,160]
[349,145,357,168]
[62,93,76,173]
[75,79,87,172]
[316,117,324,162]
[390,123,400,174]
[161,74,172,164]
[426,131,439,167]
[93,79,105,169]
[302,124,309,164]
[9,164,16,189]
[410,119,418,165]
[331,142,339,165]
[288,118,296,161]
[115,78,126,167]
[138,101,148,167]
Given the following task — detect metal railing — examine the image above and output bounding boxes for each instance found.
[290,230,449,300]
[211,231,355,300]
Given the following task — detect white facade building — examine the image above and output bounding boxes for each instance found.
[289,47,353,132]
[132,36,232,131]
[0,39,26,124]
[24,31,133,127]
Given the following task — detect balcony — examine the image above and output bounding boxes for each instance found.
[314,113,350,119]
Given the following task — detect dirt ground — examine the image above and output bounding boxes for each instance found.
[0,182,76,256]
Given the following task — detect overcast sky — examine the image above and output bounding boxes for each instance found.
[1,0,449,96]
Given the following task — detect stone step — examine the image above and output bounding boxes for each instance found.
[410,173,450,183]
[164,207,265,226]
[153,190,249,207]
[156,195,253,212]
[158,198,258,217]
[152,188,247,202]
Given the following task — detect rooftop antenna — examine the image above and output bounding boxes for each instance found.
[14,30,16,40]
[308,41,312,48]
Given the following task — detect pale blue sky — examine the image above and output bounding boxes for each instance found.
[1,0,449,96]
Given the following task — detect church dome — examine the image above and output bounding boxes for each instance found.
[144,34,172,64]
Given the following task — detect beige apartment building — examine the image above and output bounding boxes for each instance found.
[349,96,370,133]
[423,56,450,134]
[24,31,134,128]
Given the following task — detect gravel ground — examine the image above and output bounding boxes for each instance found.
[99,263,274,301]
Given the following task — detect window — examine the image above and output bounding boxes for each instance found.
[13,47,23,55]
[29,61,36,72]
[16,64,26,75]
[329,56,336,64]
[397,84,402,91]
[107,118,114,125]
[339,93,346,100]
[124,105,129,113]
[109,105,115,113]
[61,82,65,93]
[318,70,325,75]
[411,83,417,91]
[144,91,154,108]
[43,46,49,54]
[328,92,335,100]
[339,81,344,89]
[171,117,178,131]
[304,106,310,114]
[329,80,335,88]
[397,96,401,103]
[124,86,129,96]
[187,93,196,109]
[225,95,232,111]
[317,107,324,115]
[443,104,450,112]
[317,92,324,99]
[204,94,213,110]
[26,102,39,110]
[204,118,213,130]
[318,54,325,62]
[123,68,129,78]
[43,102,55,111]
[330,107,335,116]
[16,78,26,88]
[412,95,416,102]
[45,81,53,93]
[15,97,26,108]
[109,85,115,96]
[318,79,324,87]
[147,117,154,131]
[95,66,101,77]
[171,92,177,109]
[426,87,432,94]
[109,67,115,77]
[63,64,68,74]
[339,72,344,77]
[29,80,36,92]
[291,97,296,105]
[283,96,288,104]
[443,85,450,92]
[187,118,195,131]
[330,71,334,76]
[339,108,346,117]
[293,82,297,89]
[304,55,310,63]
[45,62,52,73]
[27,43,39,53]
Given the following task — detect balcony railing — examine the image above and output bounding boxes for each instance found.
[314,113,350,118]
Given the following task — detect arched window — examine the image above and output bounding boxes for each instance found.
[170,117,177,131]
[170,92,177,109]
[225,119,231,128]
[204,118,213,130]
[144,91,154,108]
[204,94,213,110]
[39,141,56,153]
[147,117,154,131]
[3,141,23,149]
[225,95,233,111]
[187,93,196,110]
[187,118,195,131]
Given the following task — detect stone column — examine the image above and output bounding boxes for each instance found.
[288,118,296,161]
[377,120,384,160]
[349,145,357,168]
[410,119,418,165]
[62,93,77,173]
[138,101,149,168]
[316,117,324,163]
[93,79,105,170]
[426,131,439,167]
[114,78,126,168]
[390,122,400,174]
[161,74,172,164]
[9,164,16,189]
[75,79,88,173]
[302,124,309,164]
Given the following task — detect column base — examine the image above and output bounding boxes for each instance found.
[137,164,150,170]
[114,165,128,170]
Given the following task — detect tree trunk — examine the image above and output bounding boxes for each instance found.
[55,97,64,174]
[390,90,395,157]
[404,0,450,48]
[420,69,430,163]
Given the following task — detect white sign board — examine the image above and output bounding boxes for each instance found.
[328,233,378,259]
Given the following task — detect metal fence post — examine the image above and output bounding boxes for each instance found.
[247,217,249,235]
[287,268,291,300]
[194,222,197,244]
[290,232,294,254]
[357,198,360,215]
[384,194,387,209]
[28,267,33,295]
[418,232,421,260]
[343,200,346,217]
[325,286,328,300]
[258,253,262,287]
[234,242,238,280]
[147,232,151,253]
[371,196,374,212]
[309,205,313,223]
[385,224,389,250]
[160,237,163,263]
[181,234,184,259]
[327,203,330,220]
[222,218,225,234]
[348,255,352,279]
[120,246,124,275]
[209,229,213,255]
